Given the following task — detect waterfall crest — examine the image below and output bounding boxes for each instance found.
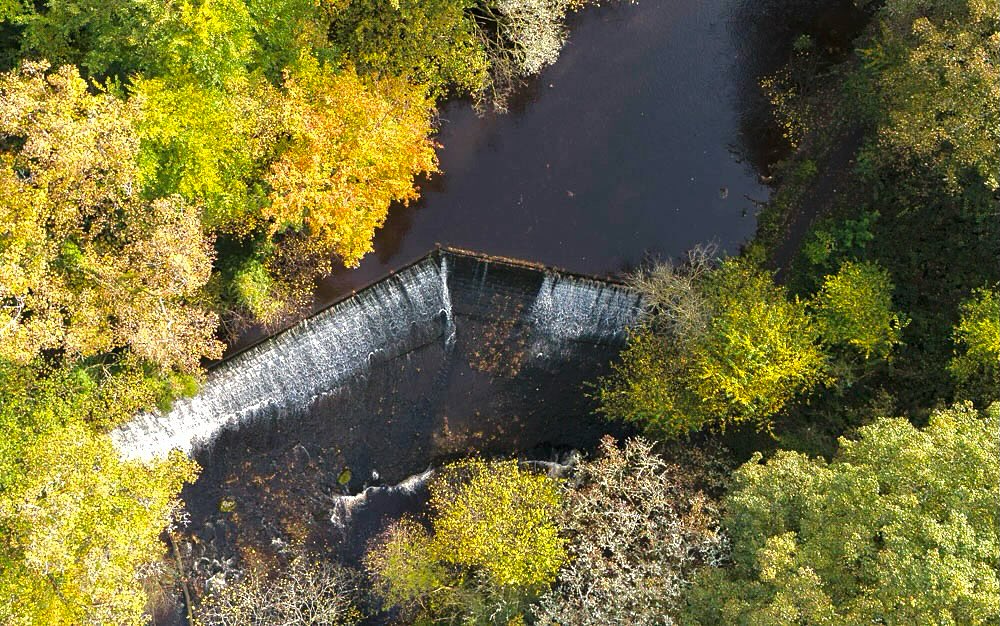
[112,249,642,462]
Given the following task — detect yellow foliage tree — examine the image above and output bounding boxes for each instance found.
[600,258,828,437]
[366,459,565,624]
[0,62,223,371]
[265,54,438,286]
[0,424,198,625]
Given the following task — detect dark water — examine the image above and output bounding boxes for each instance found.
[311,0,774,308]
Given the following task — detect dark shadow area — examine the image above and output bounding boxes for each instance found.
[727,0,868,175]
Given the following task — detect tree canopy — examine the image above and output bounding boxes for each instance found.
[854,0,1000,190]
[0,359,198,625]
[811,260,906,360]
[599,259,825,435]
[600,253,908,437]
[0,62,222,371]
[366,459,565,624]
[683,402,1000,625]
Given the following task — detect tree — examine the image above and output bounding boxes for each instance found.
[366,459,565,624]
[244,0,335,81]
[472,0,588,110]
[532,436,727,626]
[19,0,258,85]
[0,424,198,626]
[950,286,1000,398]
[599,257,828,436]
[327,0,489,98]
[682,402,1000,625]
[0,62,223,371]
[131,72,281,233]
[0,338,201,626]
[194,553,363,626]
[262,54,438,309]
[854,0,1000,190]
[811,260,906,359]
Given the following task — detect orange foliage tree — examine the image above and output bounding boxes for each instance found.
[262,55,438,306]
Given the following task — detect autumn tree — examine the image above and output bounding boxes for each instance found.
[0,62,222,371]
[472,0,590,110]
[366,459,565,624]
[0,429,196,626]
[682,402,1000,625]
[599,255,828,436]
[0,363,199,626]
[260,54,438,313]
[532,437,727,626]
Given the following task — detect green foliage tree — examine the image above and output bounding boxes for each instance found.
[327,0,489,98]
[366,459,565,624]
[599,257,828,436]
[131,73,280,233]
[0,0,25,23]
[811,260,906,359]
[682,402,1000,625]
[19,0,258,84]
[244,0,335,80]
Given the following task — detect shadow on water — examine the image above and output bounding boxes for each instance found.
[728,0,868,174]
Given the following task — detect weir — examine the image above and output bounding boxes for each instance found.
[112,248,643,474]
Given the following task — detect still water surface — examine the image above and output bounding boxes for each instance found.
[311,0,775,308]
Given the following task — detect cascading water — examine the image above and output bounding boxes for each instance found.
[112,248,643,465]
[112,256,452,461]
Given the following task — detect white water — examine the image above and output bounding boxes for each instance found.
[112,250,642,462]
[328,468,436,530]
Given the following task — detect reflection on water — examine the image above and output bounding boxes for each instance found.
[729,0,867,173]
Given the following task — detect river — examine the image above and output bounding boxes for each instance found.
[162,1,857,620]
[308,0,784,310]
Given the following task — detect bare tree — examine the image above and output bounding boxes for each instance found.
[193,554,363,626]
[531,436,728,626]
[626,242,719,340]
[474,0,588,111]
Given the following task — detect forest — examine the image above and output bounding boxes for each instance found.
[0,0,997,623]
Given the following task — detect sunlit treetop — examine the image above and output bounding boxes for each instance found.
[683,402,1000,625]
[811,260,907,360]
[0,62,223,371]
